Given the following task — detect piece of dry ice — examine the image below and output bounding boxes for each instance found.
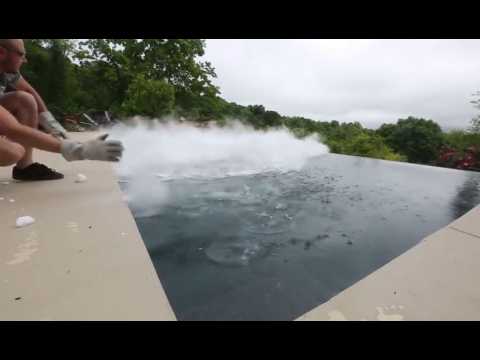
[75,174,88,183]
[16,216,35,228]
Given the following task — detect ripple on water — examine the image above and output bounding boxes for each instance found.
[205,238,271,266]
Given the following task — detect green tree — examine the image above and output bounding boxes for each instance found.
[75,39,219,114]
[22,40,50,93]
[174,85,225,122]
[247,105,266,116]
[70,60,120,111]
[223,101,252,121]
[443,129,480,152]
[120,74,175,118]
[339,133,405,161]
[379,117,444,164]
[262,110,282,127]
[376,123,396,140]
[22,39,78,114]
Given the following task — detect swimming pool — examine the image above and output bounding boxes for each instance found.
[124,154,480,320]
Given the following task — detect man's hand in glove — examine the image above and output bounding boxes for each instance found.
[60,134,124,162]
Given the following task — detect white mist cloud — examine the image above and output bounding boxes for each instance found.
[109,119,329,217]
[202,39,480,129]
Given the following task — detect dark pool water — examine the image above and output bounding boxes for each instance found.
[123,154,480,320]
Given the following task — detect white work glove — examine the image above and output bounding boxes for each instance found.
[39,111,69,139]
[60,134,124,162]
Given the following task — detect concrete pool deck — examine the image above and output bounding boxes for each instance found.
[0,132,175,320]
[296,200,480,321]
[1,131,479,321]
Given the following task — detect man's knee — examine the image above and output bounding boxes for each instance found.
[0,143,25,167]
[1,91,39,127]
[14,91,38,113]
[0,90,38,114]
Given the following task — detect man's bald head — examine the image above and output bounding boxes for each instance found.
[0,39,26,73]
[0,39,23,48]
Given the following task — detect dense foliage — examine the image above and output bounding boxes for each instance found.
[19,39,480,171]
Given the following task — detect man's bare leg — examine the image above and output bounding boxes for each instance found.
[0,97,64,180]
[0,136,25,167]
[0,91,39,169]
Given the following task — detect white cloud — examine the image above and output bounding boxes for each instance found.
[202,39,480,129]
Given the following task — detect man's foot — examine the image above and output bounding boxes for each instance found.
[12,163,64,181]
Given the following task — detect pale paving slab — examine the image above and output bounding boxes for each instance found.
[0,132,176,320]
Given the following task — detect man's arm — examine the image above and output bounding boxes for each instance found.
[0,105,124,162]
[0,105,60,152]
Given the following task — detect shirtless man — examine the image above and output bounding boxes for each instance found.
[0,39,123,180]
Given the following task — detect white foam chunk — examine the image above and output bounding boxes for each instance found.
[75,174,88,183]
[16,216,35,228]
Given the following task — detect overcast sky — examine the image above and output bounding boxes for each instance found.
[202,39,480,129]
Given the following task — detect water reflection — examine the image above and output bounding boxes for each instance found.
[450,171,480,219]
